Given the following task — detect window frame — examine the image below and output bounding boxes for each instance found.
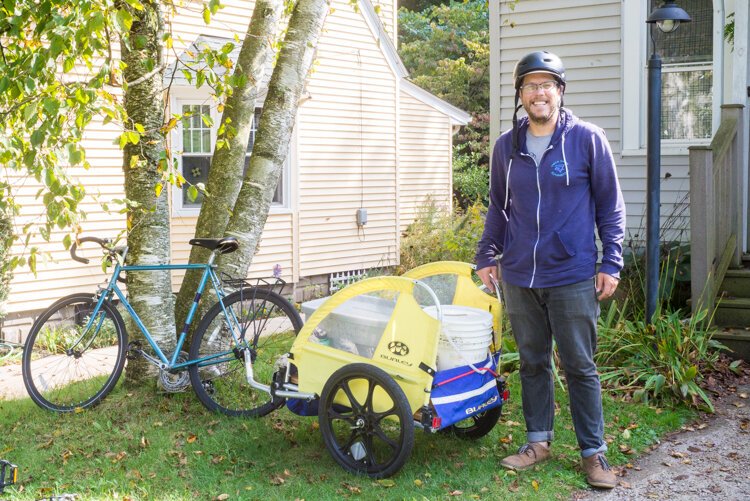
[621,0,723,157]
[169,87,292,216]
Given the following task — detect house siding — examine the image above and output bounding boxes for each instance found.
[398,92,453,233]
[497,0,691,243]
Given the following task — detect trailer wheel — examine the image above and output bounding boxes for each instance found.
[440,405,501,439]
[318,363,414,478]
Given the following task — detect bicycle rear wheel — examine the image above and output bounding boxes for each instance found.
[189,287,303,417]
[22,293,127,412]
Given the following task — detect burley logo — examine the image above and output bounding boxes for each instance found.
[387,341,410,356]
[551,160,567,177]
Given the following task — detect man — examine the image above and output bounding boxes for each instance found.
[475,51,625,489]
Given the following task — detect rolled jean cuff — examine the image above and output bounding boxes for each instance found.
[527,431,554,443]
[580,443,608,458]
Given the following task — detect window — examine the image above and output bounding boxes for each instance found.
[173,98,289,214]
[649,0,713,141]
[621,0,719,154]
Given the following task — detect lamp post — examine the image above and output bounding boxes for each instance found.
[645,1,691,323]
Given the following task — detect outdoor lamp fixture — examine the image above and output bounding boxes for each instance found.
[645,1,691,323]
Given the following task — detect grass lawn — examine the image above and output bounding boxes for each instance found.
[0,373,694,500]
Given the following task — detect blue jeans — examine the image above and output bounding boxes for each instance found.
[502,278,607,458]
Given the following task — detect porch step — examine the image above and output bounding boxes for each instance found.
[715,297,750,328]
[719,268,750,298]
[713,328,750,361]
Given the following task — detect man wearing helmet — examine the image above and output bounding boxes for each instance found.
[475,51,625,489]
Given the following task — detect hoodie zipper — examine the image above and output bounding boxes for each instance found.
[520,144,554,288]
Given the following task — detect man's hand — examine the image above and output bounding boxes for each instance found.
[476,265,500,292]
[596,272,619,301]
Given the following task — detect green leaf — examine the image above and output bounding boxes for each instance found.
[187,185,198,202]
[29,252,37,275]
[0,77,9,94]
[63,57,75,73]
[202,6,211,25]
[155,183,163,197]
[116,8,134,31]
[124,0,144,11]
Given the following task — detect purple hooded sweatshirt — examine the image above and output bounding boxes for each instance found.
[475,108,626,288]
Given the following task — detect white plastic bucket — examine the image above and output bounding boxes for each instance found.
[423,305,493,371]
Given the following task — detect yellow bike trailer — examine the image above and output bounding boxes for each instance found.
[264,263,507,478]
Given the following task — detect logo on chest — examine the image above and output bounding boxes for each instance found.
[550,160,567,177]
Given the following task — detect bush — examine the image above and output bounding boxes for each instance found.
[596,299,723,412]
[398,200,485,273]
[452,150,488,208]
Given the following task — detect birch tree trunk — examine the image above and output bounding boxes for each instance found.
[218,0,330,278]
[120,0,175,385]
[174,0,283,328]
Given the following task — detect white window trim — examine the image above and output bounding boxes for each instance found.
[169,86,293,217]
[621,0,723,157]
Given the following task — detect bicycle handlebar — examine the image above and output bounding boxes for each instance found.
[70,236,112,264]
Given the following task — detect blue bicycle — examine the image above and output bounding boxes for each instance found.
[21,236,303,416]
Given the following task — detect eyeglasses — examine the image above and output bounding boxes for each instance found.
[519,81,558,94]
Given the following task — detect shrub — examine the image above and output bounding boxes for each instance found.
[596,299,723,412]
[398,200,485,273]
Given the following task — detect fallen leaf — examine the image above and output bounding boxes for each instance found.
[270,475,285,485]
[187,434,198,443]
[733,402,746,408]
[448,490,463,496]
[622,429,631,440]
[140,436,150,449]
[215,494,229,501]
[532,479,539,491]
[670,452,685,459]
[662,461,672,467]
[739,392,748,399]
[342,482,361,494]
[620,481,632,488]
[508,480,519,492]
[377,479,395,488]
[414,479,423,487]
[500,435,513,444]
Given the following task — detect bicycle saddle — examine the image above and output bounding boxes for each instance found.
[189,237,239,254]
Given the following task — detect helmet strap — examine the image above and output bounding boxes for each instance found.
[512,92,522,153]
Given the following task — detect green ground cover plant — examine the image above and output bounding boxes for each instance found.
[0,373,692,500]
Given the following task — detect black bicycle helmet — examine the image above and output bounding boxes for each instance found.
[510,51,566,152]
[513,51,566,90]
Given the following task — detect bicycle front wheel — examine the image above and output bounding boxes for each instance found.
[189,287,303,417]
[22,293,127,412]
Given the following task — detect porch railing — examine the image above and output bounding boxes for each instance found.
[689,104,745,313]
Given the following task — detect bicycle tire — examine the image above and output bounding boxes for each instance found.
[22,293,127,412]
[188,287,303,417]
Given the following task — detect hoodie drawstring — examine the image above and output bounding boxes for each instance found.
[561,132,569,186]
[504,158,513,212]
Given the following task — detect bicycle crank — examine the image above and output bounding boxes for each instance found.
[159,351,191,393]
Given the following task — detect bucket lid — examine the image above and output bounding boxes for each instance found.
[423,305,493,330]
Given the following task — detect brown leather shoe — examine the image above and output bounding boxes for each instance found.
[500,442,551,470]
[582,453,617,489]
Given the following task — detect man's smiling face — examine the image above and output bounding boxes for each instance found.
[520,73,562,126]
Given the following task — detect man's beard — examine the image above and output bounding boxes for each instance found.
[526,105,558,125]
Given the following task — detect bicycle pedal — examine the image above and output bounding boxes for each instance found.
[0,459,18,493]
[126,341,143,360]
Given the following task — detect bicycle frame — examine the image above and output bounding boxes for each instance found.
[86,249,244,371]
